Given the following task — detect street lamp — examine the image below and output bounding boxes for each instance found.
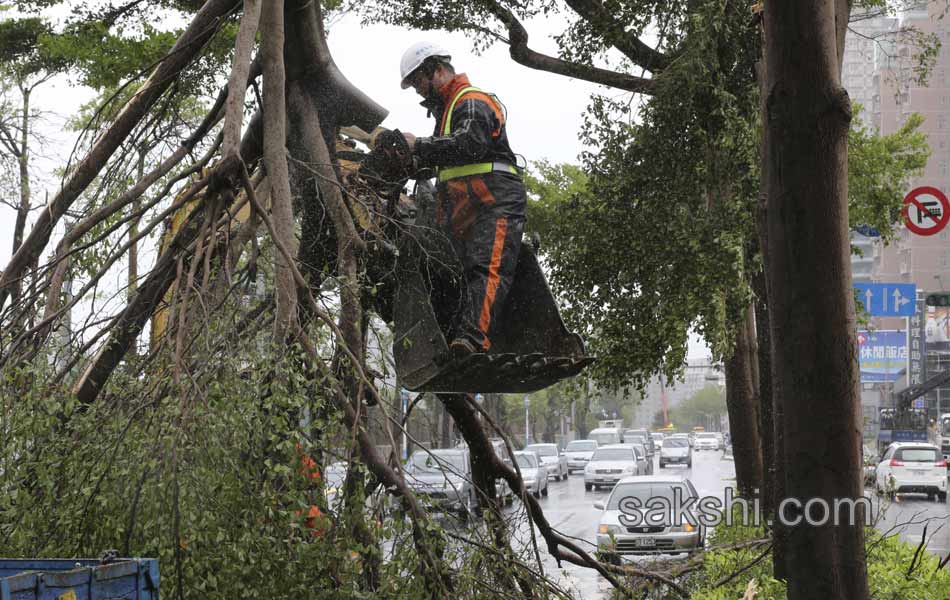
[524,395,530,445]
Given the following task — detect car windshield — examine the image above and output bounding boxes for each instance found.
[896,448,938,462]
[566,441,596,451]
[526,444,557,456]
[515,454,539,468]
[663,439,688,448]
[607,482,693,510]
[592,448,635,461]
[409,452,466,474]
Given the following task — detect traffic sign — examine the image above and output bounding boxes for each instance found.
[854,283,917,316]
[903,186,950,236]
[853,224,881,237]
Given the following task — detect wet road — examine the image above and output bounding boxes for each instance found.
[504,450,950,599]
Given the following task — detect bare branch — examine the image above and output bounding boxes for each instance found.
[486,1,655,94]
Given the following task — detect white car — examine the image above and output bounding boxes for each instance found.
[594,475,705,561]
[659,437,692,468]
[694,432,720,451]
[564,439,598,473]
[875,442,947,502]
[584,445,640,491]
[513,451,549,498]
[525,443,569,480]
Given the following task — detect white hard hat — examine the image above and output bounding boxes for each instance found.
[400,41,451,89]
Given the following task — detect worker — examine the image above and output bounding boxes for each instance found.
[397,41,526,357]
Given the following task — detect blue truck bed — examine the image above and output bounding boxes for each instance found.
[0,559,158,600]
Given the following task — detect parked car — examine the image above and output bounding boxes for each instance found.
[594,475,705,561]
[589,426,623,446]
[457,438,514,504]
[659,437,692,468]
[565,439,599,473]
[404,449,476,517]
[693,432,720,451]
[621,442,653,475]
[623,430,655,458]
[875,443,947,502]
[525,443,569,480]
[584,445,640,491]
[513,451,549,498]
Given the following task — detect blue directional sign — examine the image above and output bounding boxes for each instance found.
[853,224,881,237]
[854,283,917,317]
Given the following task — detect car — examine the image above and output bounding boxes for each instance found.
[875,443,947,502]
[525,443,569,480]
[650,433,665,445]
[404,449,476,517]
[694,432,720,451]
[622,430,655,458]
[584,445,640,491]
[659,436,692,468]
[513,451,549,498]
[620,442,653,475]
[564,439,599,473]
[594,475,705,561]
[457,438,515,504]
[623,429,656,456]
[589,426,623,446]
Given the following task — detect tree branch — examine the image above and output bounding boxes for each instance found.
[561,0,670,72]
[486,1,654,94]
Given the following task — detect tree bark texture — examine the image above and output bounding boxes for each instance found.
[0,0,240,310]
[260,0,299,338]
[10,86,31,302]
[763,1,868,597]
[724,306,764,497]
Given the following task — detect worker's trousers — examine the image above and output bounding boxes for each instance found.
[435,171,526,351]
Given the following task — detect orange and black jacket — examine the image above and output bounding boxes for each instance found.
[413,73,519,171]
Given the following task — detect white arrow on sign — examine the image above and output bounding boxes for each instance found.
[893,288,910,312]
[865,289,873,313]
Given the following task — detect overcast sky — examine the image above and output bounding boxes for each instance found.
[0,9,710,358]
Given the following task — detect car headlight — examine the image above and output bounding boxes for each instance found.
[671,521,697,533]
[598,524,621,534]
[585,465,594,473]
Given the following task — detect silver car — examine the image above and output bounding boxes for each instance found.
[594,475,705,561]
[694,432,720,451]
[404,449,475,516]
[621,443,653,475]
[525,443,568,480]
[584,445,640,491]
[565,439,598,473]
[659,437,692,468]
[513,451,549,498]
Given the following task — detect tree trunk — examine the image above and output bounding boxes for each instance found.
[723,306,764,497]
[763,2,868,598]
[10,86,31,302]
